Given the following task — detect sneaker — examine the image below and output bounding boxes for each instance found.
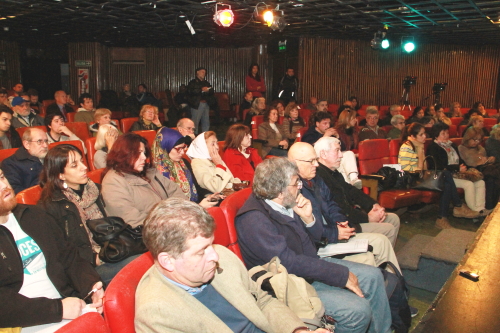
[479,208,493,217]
[435,217,453,229]
[410,305,419,318]
[350,178,362,189]
[453,204,480,219]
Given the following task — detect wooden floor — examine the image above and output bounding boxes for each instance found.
[413,204,500,333]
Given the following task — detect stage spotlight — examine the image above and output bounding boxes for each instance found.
[261,5,286,31]
[370,29,389,50]
[263,10,274,27]
[213,3,234,27]
[402,36,415,53]
[381,39,390,49]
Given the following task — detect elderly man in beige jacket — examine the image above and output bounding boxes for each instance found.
[135,198,329,333]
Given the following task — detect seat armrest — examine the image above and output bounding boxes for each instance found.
[359,174,382,200]
[359,174,384,181]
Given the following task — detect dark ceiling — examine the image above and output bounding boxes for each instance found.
[1,0,500,48]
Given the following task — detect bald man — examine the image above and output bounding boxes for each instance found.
[287,142,401,271]
[176,118,196,139]
[46,90,74,121]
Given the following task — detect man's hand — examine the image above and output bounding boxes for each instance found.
[324,128,338,138]
[58,125,74,137]
[279,139,289,149]
[345,272,364,298]
[337,222,355,240]
[292,194,313,224]
[90,281,105,314]
[62,297,86,319]
[201,87,210,92]
[368,204,386,223]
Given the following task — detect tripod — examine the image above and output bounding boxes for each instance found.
[401,85,412,111]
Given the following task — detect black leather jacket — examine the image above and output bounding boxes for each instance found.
[187,77,216,109]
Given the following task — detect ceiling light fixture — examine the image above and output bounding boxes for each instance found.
[213,3,234,27]
[370,26,389,50]
[263,5,286,31]
[402,36,415,53]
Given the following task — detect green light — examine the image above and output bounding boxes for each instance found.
[381,39,390,49]
[404,42,415,53]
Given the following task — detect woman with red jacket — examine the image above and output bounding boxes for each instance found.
[222,124,262,184]
[245,63,266,98]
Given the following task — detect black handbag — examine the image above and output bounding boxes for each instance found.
[86,216,147,263]
[411,156,445,191]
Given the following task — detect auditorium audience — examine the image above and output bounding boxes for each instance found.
[236,157,393,333]
[11,96,44,128]
[94,124,119,169]
[75,93,95,125]
[46,90,73,121]
[449,102,462,117]
[378,104,401,127]
[38,144,138,285]
[473,101,488,117]
[387,114,406,139]
[176,117,196,139]
[424,105,436,118]
[282,102,305,144]
[0,105,22,149]
[315,99,328,112]
[186,131,241,193]
[257,108,288,157]
[486,126,500,165]
[222,124,262,184]
[435,104,451,126]
[245,63,266,98]
[3,128,48,193]
[302,111,338,145]
[0,88,10,107]
[427,123,490,214]
[130,104,162,132]
[244,96,266,126]
[239,91,253,120]
[335,109,359,151]
[89,108,120,137]
[359,106,387,140]
[152,127,218,207]
[101,133,186,228]
[406,106,424,125]
[462,115,489,137]
[399,123,479,229]
[0,168,104,331]
[45,113,86,153]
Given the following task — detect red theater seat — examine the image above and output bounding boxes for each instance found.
[295,127,309,142]
[49,140,88,168]
[0,147,18,164]
[207,206,243,260]
[16,185,42,205]
[120,117,139,133]
[133,130,156,147]
[55,312,109,333]
[85,137,97,171]
[16,125,46,139]
[450,117,463,126]
[88,168,104,184]
[103,252,154,333]
[65,122,90,141]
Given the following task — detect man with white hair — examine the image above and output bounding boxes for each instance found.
[314,137,400,247]
[359,106,387,141]
[379,104,402,127]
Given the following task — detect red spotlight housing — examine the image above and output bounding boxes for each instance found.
[214,4,234,27]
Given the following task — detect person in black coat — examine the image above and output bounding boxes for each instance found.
[187,67,217,134]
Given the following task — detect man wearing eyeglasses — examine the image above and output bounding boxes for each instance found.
[2,128,48,193]
[176,118,196,140]
[359,106,388,141]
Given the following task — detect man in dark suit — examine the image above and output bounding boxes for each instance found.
[45,90,74,121]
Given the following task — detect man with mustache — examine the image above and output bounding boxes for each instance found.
[0,169,104,330]
[135,197,328,333]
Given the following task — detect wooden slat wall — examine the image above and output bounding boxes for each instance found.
[0,40,21,90]
[298,38,500,109]
[68,42,102,100]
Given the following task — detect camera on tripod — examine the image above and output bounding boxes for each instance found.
[403,76,417,87]
[432,82,448,94]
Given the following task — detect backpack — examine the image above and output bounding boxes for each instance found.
[375,167,413,191]
[248,256,335,331]
[379,261,412,333]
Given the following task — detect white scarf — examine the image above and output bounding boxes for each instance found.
[186,132,211,159]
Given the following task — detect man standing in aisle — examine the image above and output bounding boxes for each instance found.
[277,67,298,105]
[187,67,217,134]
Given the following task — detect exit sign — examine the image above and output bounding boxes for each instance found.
[278,40,287,52]
[75,60,92,67]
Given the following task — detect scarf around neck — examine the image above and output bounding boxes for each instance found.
[435,140,459,165]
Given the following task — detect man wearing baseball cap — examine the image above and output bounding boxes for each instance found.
[11,96,44,128]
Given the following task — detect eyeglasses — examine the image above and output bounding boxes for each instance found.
[296,158,319,164]
[472,138,481,142]
[29,139,49,145]
[173,145,188,152]
[288,179,303,189]
[396,122,405,125]
[180,126,195,132]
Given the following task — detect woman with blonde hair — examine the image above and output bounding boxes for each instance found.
[94,124,119,169]
[449,102,462,117]
[282,103,305,144]
[129,104,162,131]
[462,115,489,137]
[89,108,120,137]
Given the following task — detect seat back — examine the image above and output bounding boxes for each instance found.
[42,99,55,107]
[449,125,458,138]
[88,168,105,184]
[327,104,338,113]
[16,125,47,139]
[242,109,250,122]
[251,115,264,139]
[295,127,309,142]
[49,140,88,167]
[65,122,90,141]
[459,124,468,136]
[486,108,498,116]
[133,130,156,147]
[121,117,139,133]
[450,117,463,126]
[218,140,225,152]
[0,147,18,164]
[16,185,42,205]
[103,252,154,333]
[484,118,497,127]
[66,112,76,123]
[298,109,311,127]
[219,188,252,260]
[55,312,109,333]
[214,92,230,112]
[388,139,401,164]
[207,206,243,260]
[85,137,97,171]
[358,139,391,174]
[450,137,462,147]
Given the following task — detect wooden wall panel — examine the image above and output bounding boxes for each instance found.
[68,42,102,100]
[0,40,21,90]
[298,38,500,109]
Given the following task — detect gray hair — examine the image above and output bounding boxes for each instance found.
[22,127,44,142]
[391,114,405,125]
[389,104,400,112]
[366,106,378,115]
[253,157,298,200]
[143,198,215,259]
[314,137,340,156]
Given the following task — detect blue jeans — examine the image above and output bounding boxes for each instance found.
[312,258,392,333]
[191,102,210,134]
[96,254,141,286]
[439,170,462,218]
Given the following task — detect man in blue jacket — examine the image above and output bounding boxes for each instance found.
[236,157,392,333]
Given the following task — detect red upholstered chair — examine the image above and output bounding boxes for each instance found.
[16,185,42,205]
[42,99,55,107]
[16,125,46,139]
[218,141,225,152]
[295,127,309,143]
[55,312,109,333]
[278,116,284,125]
[111,111,125,120]
[400,110,412,119]
[103,252,154,333]
[120,117,139,133]
[85,137,97,171]
[484,118,497,127]
[460,108,469,115]
[459,124,468,136]
[88,168,105,184]
[388,139,401,164]
[214,92,235,119]
[65,122,90,141]
[66,112,76,123]
[251,115,264,139]
[379,105,390,115]
[298,109,311,127]
[486,108,498,116]
[207,206,243,260]
[219,188,252,260]
[133,130,156,147]
[450,137,462,147]
[0,147,18,164]
[358,139,422,209]
[49,140,88,168]
[449,125,458,138]
[450,117,463,126]
[327,104,338,113]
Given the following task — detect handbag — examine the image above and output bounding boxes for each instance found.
[411,156,445,191]
[86,216,147,263]
[453,167,483,182]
